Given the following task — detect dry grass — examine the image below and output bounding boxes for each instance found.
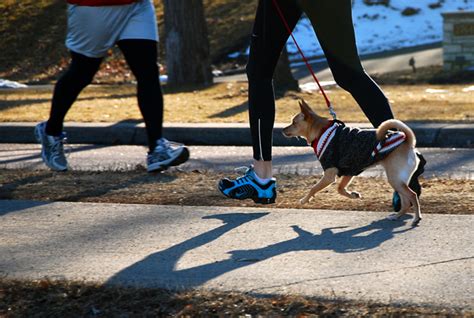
[1,169,473,215]
[2,279,468,317]
[0,83,473,123]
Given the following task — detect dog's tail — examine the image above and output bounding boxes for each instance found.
[376,119,416,148]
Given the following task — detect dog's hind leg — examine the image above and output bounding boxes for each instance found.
[384,150,422,225]
[398,184,422,225]
[387,183,421,226]
[337,176,361,199]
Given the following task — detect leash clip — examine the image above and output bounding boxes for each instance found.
[328,104,337,120]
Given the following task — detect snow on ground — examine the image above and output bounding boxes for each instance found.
[230,0,474,61]
[0,79,28,89]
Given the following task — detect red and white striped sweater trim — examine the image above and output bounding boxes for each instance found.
[311,121,339,159]
[371,132,406,157]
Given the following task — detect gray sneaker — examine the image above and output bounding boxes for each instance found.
[34,121,68,171]
[147,138,189,172]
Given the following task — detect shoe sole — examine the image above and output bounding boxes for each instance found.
[218,182,276,205]
[252,196,276,204]
[147,147,190,173]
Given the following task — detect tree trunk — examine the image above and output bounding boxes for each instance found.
[273,46,299,93]
[163,0,212,86]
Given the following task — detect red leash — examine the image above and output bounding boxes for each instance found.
[270,0,337,119]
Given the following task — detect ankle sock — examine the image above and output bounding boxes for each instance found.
[253,171,272,185]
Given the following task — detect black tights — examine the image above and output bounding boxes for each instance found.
[46,39,163,151]
[248,0,394,161]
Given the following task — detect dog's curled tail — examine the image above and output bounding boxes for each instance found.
[376,119,416,148]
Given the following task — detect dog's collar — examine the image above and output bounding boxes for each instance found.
[311,120,340,159]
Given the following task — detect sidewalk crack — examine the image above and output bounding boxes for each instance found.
[250,256,474,293]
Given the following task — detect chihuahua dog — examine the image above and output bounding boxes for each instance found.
[282,100,421,225]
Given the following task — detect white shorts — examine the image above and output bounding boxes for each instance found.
[66,0,158,58]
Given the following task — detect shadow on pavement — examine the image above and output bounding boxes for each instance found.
[0,93,135,112]
[107,212,414,289]
[0,200,51,217]
[208,101,248,119]
[0,145,109,166]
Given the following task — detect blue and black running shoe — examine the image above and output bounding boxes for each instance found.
[218,166,277,204]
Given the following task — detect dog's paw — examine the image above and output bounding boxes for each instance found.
[412,217,422,227]
[350,191,361,199]
[299,197,309,205]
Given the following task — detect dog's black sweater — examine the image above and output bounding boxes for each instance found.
[311,121,406,177]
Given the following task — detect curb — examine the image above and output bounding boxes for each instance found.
[0,122,473,148]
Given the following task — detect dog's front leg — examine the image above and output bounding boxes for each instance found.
[300,168,338,204]
[337,175,361,199]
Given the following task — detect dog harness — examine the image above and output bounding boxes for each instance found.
[311,121,406,176]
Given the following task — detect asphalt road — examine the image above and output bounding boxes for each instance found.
[1,144,473,179]
[215,44,442,83]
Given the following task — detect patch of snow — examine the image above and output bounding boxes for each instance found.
[289,0,474,59]
[462,85,474,92]
[425,88,448,93]
[299,80,338,93]
[228,0,474,61]
[0,79,28,89]
[212,69,224,77]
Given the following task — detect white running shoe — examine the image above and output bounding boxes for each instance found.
[34,121,68,171]
[147,138,189,172]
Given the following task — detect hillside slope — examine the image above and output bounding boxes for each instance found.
[1,0,473,84]
[0,0,257,83]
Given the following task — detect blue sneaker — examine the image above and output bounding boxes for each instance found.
[218,166,277,204]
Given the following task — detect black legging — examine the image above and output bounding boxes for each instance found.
[248,0,394,161]
[46,39,163,152]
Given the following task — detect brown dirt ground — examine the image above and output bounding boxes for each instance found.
[1,279,471,317]
[1,169,472,215]
[1,83,473,124]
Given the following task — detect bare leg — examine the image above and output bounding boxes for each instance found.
[254,160,273,179]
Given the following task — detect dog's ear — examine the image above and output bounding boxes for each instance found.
[299,99,314,118]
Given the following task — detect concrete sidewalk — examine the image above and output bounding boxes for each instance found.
[0,121,473,148]
[1,200,473,309]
